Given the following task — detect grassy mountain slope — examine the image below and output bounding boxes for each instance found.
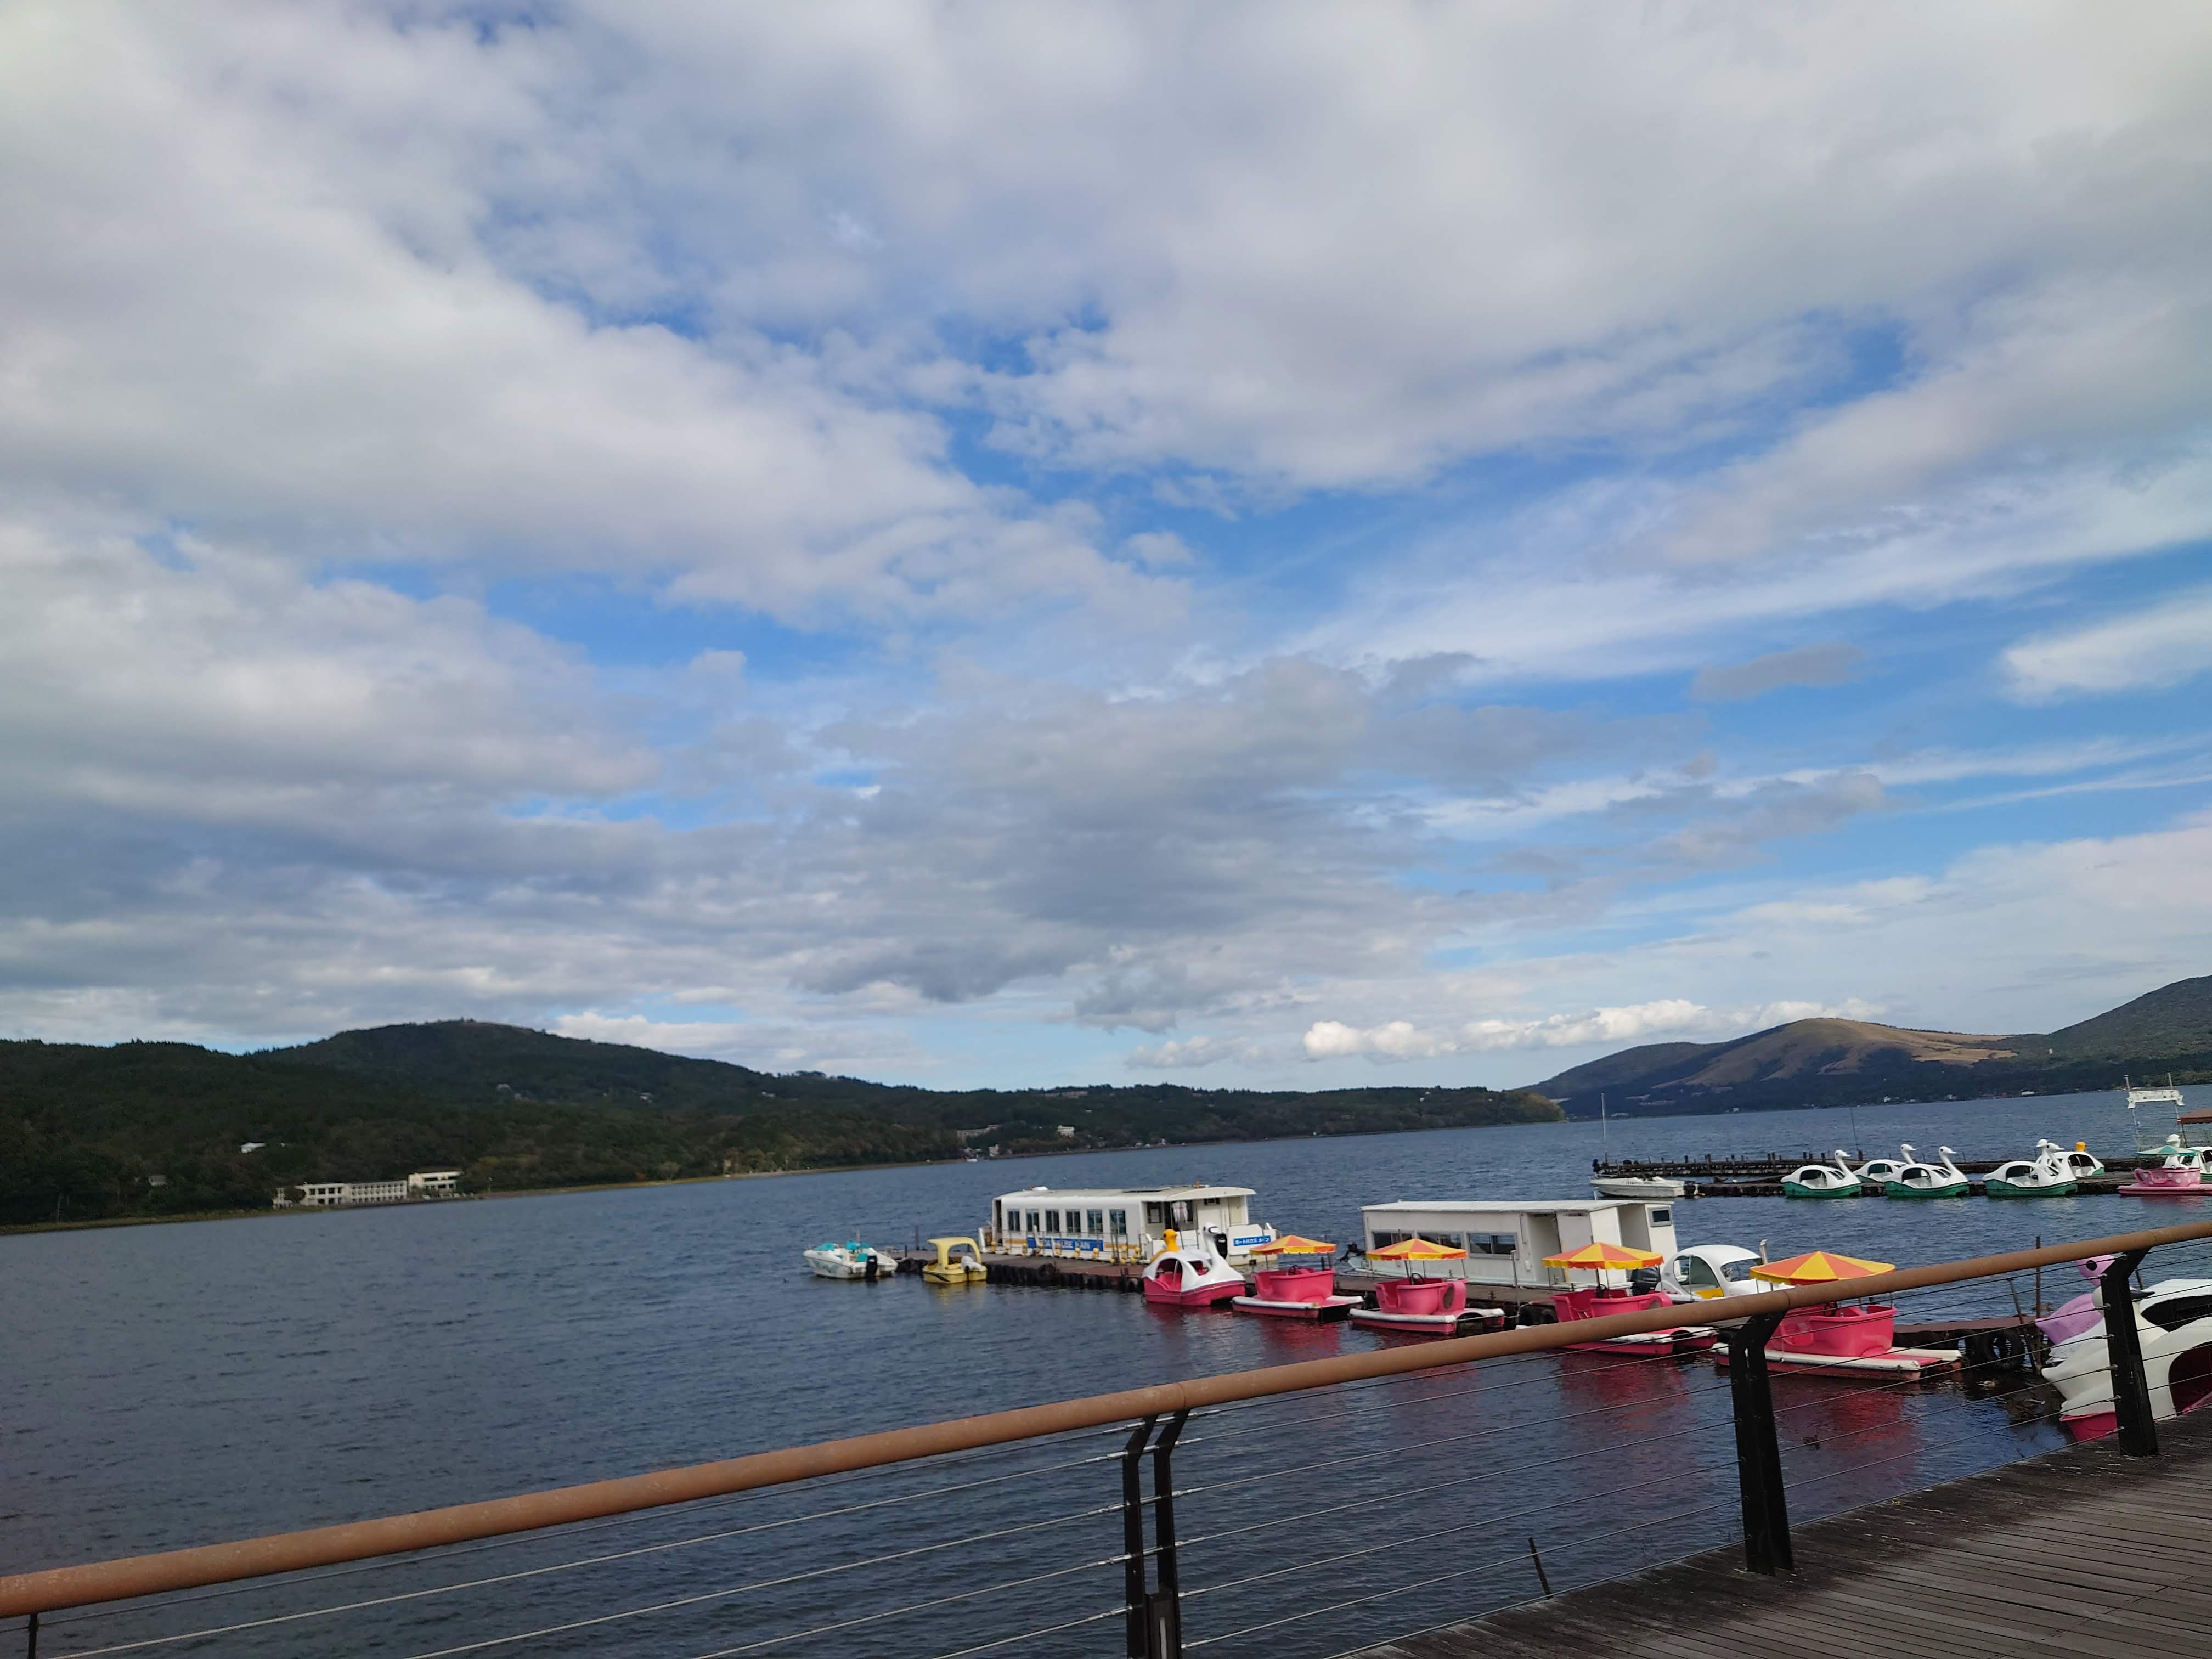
[2,1023,1560,1227]
[2041,976,2212,1059]
[1534,977,2212,1116]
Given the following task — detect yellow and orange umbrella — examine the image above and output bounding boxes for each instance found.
[1750,1250,1893,1285]
[1250,1234,1336,1256]
[1542,1242,1663,1272]
[1369,1236,1469,1261]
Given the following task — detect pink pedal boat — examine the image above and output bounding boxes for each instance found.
[1544,1242,1716,1356]
[1714,1250,1956,1378]
[1142,1243,1250,1307]
[1232,1235,1363,1321]
[1350,1236,1507,1334]
[2118,1133,2207,1196]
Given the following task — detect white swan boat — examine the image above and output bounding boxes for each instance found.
[2040,1275,2212,1440]
[804,1239,895,1279]
[1983,1139,2079,1198]
[1882,1144,1969,1199]
[1781,1151,1862,1199]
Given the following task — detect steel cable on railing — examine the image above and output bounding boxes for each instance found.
[1173,1443,1764,1611]
[45,1492,1128,1659]
[35,1429,1139,1634]
[925,1601,1135,1659]
[1168,1375,1748,1514]
[1780,1406,2070,1502]
[1180,1494,1742,1652]
[667,1551,1135,1659]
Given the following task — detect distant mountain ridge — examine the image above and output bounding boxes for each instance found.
[1532,976,2212,1115]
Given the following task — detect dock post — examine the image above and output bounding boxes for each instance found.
[1722,1311,1793,1574]
[1144,1410,1188,1659]
[1120,1418,1156,1659]
[2101,1251,2159,1458]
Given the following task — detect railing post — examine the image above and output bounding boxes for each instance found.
[1722,1310,1793,1575]
[1120,1418,1156,1658]
[2102,1250,2159,1457]
[1146,1409,1188,1659]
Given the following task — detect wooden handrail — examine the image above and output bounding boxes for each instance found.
[6,1216,2210,1618]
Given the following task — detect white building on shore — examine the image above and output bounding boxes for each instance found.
[280,1171,465,1207]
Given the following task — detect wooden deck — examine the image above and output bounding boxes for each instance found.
[1357,1410,2212,1658]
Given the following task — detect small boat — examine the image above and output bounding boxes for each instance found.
[2049,1142,2104,1180]
[1984,1140,2079,1198]
[1851,1152,1910,1188]
[804,1239,893,1280]
[1348,1236,1506,1334]
[1143,1238,1250,1307]
[921,1235,989,1284]
[2118,1134,2209,1196]
[2040,1273,2212,1439]
[1882,1143,1970,1199]
[1232,1235,1362,1321]
[1781,1150,1862,1200]
[1546,1242,1714,1356]
[1714,1250,1956,1377]
[1661,1243,1763,1301]
[1589,1175,1686,1199]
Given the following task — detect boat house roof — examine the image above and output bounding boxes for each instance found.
[1362,1199,1659,1215]
[995,1184,1254,1202]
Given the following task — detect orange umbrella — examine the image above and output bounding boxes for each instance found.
[1369,1237,1469,1260]
[1542,1242,1662,1271]
[1250,1234,1336,1256]
[1751,1250,1893,1285]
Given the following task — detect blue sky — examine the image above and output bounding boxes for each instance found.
[2,3,2208,1088]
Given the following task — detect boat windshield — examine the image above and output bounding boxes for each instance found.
[1721,1260,1756,1284]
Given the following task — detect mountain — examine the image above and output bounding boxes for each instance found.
[1532,977,2212,1116]
[2041,976,2212,1060]
[0,1022,1560,1227]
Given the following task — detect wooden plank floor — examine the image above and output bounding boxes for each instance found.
[1357,1410,2212,1658]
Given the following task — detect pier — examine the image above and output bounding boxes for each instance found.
[1359,1406,2212,1658]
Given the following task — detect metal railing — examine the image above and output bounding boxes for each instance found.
[8,1218,2211,1658]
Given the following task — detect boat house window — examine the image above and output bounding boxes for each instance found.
[1468,1233,1516,1255]
[1144,1203,1165,1226]
[1045,1209,1062,1233]
[1087,1209,1104,1235]
[1109,1209,1128,1237]
[1025,1210,1041,1233]
[1649,1207,1672,1224]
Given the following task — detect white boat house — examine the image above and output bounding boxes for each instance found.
[987,1184,1276,1264]
[1357,1199,1679,1291]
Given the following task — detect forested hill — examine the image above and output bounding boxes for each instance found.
[1531,976,2212,1118]
[0,1022,1561,1227]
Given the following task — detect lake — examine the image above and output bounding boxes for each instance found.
[6,1085,2207,1656]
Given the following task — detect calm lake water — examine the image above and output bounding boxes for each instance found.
[5,1086,2207,1656]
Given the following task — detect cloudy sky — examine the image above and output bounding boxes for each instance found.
[3,3,2209,1088]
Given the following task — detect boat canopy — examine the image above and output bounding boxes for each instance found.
[1369,1236,1468,1260]
[1251,1234,1336,1256]
[1752,1249,1893,1285]
[1543,1242,1662,1271]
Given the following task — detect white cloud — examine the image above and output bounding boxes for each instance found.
[1301,998,1880,1064]
[1125,1034,1255,1070]
[2002,586,2212,700]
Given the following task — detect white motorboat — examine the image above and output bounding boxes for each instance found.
[804,1239,894,1280]
[2040,1276,2212,1440]
[1589,1175,1686,1199]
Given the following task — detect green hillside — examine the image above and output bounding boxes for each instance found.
[2041,976,2212,1059]
[0,1022,1559,1228]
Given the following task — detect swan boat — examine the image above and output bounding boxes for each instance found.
[1984,1140,2081,1198]
[2040,1274,2212,1440]
[804,1239,894,1279]
[1882,1144,1970,1199]
[1781,1151,1863,1199]
[1142,1239,1251,1307]
[1852,1153,1910,1189]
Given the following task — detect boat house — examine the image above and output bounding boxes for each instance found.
[1357,1199,1679,1292]
[987,1184,1276,1265]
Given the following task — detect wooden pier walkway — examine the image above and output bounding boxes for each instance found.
[1357,1410,2212,1659]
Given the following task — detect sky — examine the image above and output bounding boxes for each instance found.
[2,3,2209,1090]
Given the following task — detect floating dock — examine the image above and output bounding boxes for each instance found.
[1595,1150,2142,1199]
